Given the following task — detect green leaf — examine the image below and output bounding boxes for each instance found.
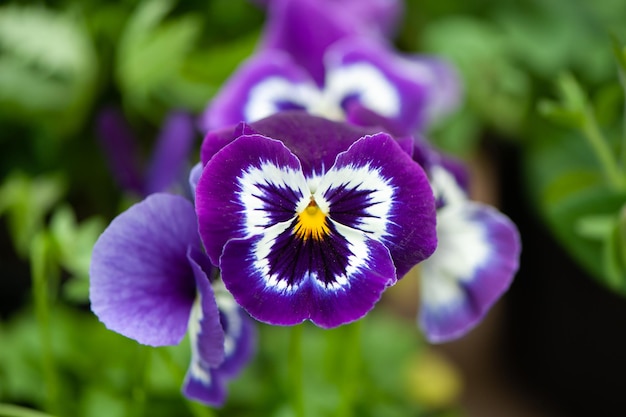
[0,5,98,136]
[0,173,65,257]
[116,0,202,118]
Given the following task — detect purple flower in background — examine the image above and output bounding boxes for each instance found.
[412,141,521,343]
[201,37,459,136]
[257,0,403,82]
[96,108,196,196]
[196,112,437,328]
[89,193,255,406]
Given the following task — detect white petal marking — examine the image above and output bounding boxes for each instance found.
[420,204,489,309]
[244,76,322,122]
[187,294,212,385]
[237,161,309,236]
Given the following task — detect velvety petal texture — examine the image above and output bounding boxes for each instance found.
[90,194,202,346]
[196,113,437,328]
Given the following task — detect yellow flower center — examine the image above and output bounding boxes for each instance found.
[294,198,329,241]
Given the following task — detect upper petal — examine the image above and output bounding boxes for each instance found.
[419,201,521,343]
[200,51,319,132]
[89,194,200,346]
[320,133,437,277]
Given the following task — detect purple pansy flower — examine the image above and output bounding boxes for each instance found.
[195,111,437,328]
[257,0,403,82]
[201,36,460,136]
[412,141,521,343]
[89,193,255,405]
[96,107,196,196]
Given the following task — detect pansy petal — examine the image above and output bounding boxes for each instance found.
[183,364,227,407]
[90,194,199,346]
[260,0,371,85]
[212,280,257,377]
[220,226,396,328]
[248,111,380,177]
[187,248,225,367]
[324,38,433,135]
[320,133,437,277]
[419,202,520,343]
[196,134,307,265]
[95,107,144,194]
[145,111,196,195]
[200,51,318,132]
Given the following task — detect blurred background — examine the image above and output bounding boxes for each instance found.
[2,0,626,416]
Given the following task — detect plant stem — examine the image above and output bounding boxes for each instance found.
[0,404,57,417]
[30,233,61,416]
[288,324,305,417]
[336,320,363,417]
[581,107,625,190]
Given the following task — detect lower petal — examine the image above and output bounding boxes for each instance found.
[219,222,396,328]
[418,202,520,343]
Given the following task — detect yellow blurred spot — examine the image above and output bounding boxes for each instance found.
[294,198,330,240]
[405,349,463,409]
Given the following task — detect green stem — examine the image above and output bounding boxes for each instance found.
[155,348,216,417]
[0,404,57,417]
[30,233,61,416]
[288,324,305,417]
[336,320,363,417]
[581,107,626,190]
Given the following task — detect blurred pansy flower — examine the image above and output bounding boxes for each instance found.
[412,141,520,343]
[201,37,459,136]
[89,193,255,406]
[196,111,437,328]
[96,107,196,196]
[257,0,404,81]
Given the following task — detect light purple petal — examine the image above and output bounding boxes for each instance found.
[90,194,200,346]
[411,57,462,127]
[259,0,383,84]
[324,133,437,277]
[419,201,521,343]
[196,134,305,265]
[95,107,144,194]
[183,366,227,407]
[200,51,317,132]
[145,111,196,195]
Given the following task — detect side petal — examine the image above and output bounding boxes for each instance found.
[89,194,199,346]
[320,133,438,277]
[200,51,318,132]
[196,134,307,265]
[419,202,521,343]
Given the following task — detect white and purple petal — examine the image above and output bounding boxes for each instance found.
[90,194,201,346]
[196,134,308,265]
[200,51,319,132]
[419,201,520,343]
[183,279,256,406]
[219,228,396,328]
[321,133,437,276]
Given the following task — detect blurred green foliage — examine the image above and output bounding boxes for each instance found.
[2,0,626,415]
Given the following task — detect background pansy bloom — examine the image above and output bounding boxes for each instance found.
[201,37,459,137]
[196,111,437,328]
[411,140,521,343]
[89,193,255,405]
